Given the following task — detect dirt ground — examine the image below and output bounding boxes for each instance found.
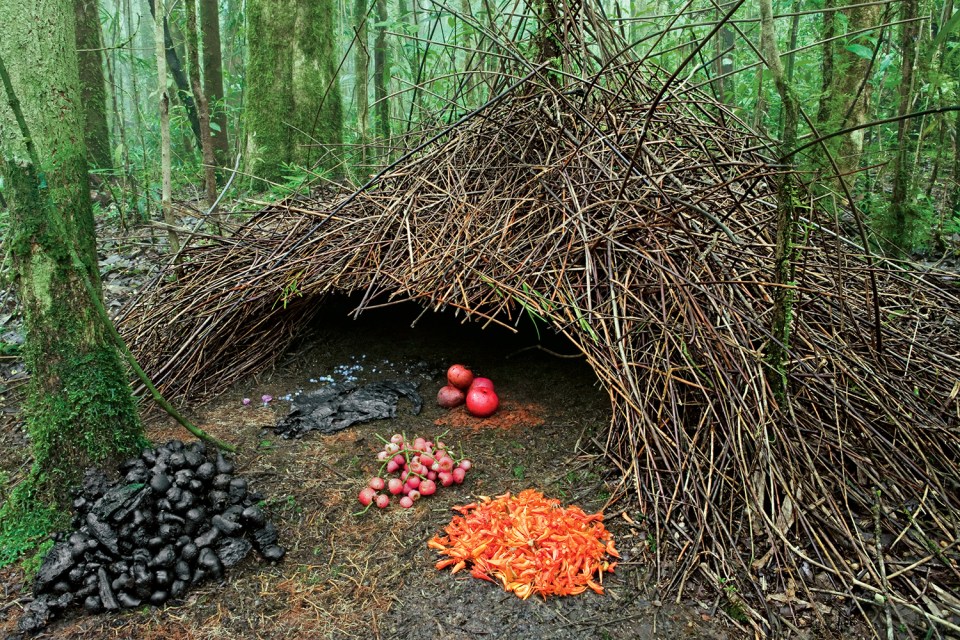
[0,290,743,639]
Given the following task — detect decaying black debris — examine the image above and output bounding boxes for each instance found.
[20,440,285,634]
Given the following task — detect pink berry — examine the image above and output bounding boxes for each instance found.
[452,468,466,484]
[358,487,376,506]
[375,494,390,508]
[388,478,404,495]
[459,459,472,471]
[369,477,385,491]
[393,454,406,466]
[439,472,454,487]
[408,490,421,501]
[399,496,414,508]
[377,451,388,461]
[406,476,421,490]
[419,479,437,496]
[390,433,404,444]
[386,460,400,473]
[427,471,437,481]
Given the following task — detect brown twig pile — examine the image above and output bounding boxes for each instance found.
[120,68,960,634]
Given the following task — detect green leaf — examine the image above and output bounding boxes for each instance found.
[208,121,221,132]
[844,43,874,60]
[933,11,960,51]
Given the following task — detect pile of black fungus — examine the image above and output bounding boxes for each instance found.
[18,440,285,634]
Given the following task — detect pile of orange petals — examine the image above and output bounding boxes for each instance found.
[429,489,619,599]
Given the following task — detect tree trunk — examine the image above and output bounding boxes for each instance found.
[817,0,882,181]
[0,0,143,517]
[294,0,343,171]
[155,0,180,256]
[890,0,919,254]
[245,0,342,181]
[354,0,369,165]
[759,0,799,400]
[148,0,203,151]
[200,0,230,166]
[185,0,219,213]
[373,0,390,147]
[74,0,112,171]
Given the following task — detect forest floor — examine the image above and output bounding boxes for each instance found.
[0,212,869,639]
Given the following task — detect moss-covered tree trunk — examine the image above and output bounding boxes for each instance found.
[74,0,112,170]
[353,0,369,165]
[293,0,343,170]
[0,0,143,530]
[816,0,881,181]
[200,0,230,167]
[373,0,389,147]
[245,0,342,181]
[889,0,919,254]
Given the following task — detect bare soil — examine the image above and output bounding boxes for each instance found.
[0,291,739,639]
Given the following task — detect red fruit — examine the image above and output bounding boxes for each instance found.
[427,471,437,481]
[413,437,427,451]
[375,494,390,509]
[437,385,465,409]
[358,487,376,506]
[408,490,421,501]
[438,457,454,472]
[388,478,404,495]
[447,364,474,390]
[393,454,406,466]
[399,496,414,508]
[466,387,499,418]
[438,472,454,487]
[406,476,421,490]
[386,460,400,474]
[419,479,437,496]
[452,468,466,484]
[420,454,435,468]
[459,459,472,471]
[390,433,404,444]
[369,477,385,491]
[469,377,494,392]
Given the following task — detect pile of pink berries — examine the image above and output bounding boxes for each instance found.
[357,433,472,511]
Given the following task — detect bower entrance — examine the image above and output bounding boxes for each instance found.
[274,292,610,435]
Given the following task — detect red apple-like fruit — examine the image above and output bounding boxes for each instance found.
[447,364,474,390]
[437,384,465,408]
[466,386,499,418]
[469,377,495,392]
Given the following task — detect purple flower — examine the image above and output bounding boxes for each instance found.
[261,394,273,404]
[242,398,251,406]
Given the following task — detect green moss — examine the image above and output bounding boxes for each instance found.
[0,477,64,568]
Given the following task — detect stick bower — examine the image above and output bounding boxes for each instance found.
[121,76,960,633]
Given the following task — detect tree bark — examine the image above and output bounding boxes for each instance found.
[245,0,342,181]
[155,0,180,256]
[200,0,229,166]
[147,0,203,150]
[0,0,143,511]
[74,0,112,170]
[759,0,799,400]
[817,0,881,181]
[354,0,369,165]
[890,0,919,254]
[185,0,218,212]
[373,0,390,147]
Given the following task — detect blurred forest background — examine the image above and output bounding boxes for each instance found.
[8,0,956,258]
